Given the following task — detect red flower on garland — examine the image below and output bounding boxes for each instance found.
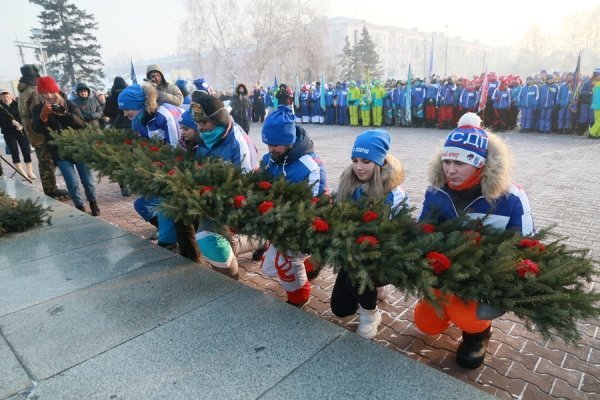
[421,223,436,233]
[258,201,274,214]
[175,155,184,162]
[123,138,133,145]
[464,230,482,245]
[233,195,246,208]
[361,211,379,223]
[257,181,273,191]
[519,238,546,252]
[311,197,320,204]
[199,186,213,194]
[149,145,161,152]
[356,235,379,246]
[167,169,176,176]
[312,217,329,233]
[195,163,203,169]
[153,161,164,168]
[515,259,540,278]
[139,141,148,147]
[426,251,452,275]
[95,141,104,147]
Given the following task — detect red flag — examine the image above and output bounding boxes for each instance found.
[478,68,489,112]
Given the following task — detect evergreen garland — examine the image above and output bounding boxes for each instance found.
[0,190,52,236]
[52,127,600,342]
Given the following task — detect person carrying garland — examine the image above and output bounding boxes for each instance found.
[331,129,408,339]
[415,112,534,369]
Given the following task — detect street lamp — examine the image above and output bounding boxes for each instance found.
[30,28,47,75]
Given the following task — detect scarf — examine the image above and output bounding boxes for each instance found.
[200,125,226,150]
[446,166,484,191]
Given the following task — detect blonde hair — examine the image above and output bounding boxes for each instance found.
[336,162,386,202]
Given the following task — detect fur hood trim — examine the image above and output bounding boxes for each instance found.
[141,83,158,113]
[382,154,405,191]
[428,132,512,200]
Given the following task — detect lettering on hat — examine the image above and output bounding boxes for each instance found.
[448,131,489,151]
[353,147,370,155]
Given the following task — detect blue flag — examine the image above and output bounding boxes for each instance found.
[405,65,412,124]
[274,76,278,89]
[130,59,138,84]
[569,53,581,114]
[320,72,326,112]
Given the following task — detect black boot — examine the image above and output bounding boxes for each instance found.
[89,201,100,216]
[75,204,86,212]
[456,326,492,369]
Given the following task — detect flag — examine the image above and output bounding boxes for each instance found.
[274,76,278,90]
[294,73,300,109]
[320,72,326,112]
[405,64,412,124]
[426,38,434,82]
[130,59,138,84]
[569,52,581,114]
[478,66,489,113]
[365,69,371,101]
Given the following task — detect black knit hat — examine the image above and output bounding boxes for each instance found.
[19,64,41,85]
[191,91,229,126]
[111,76,128,92]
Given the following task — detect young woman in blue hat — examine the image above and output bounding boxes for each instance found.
[331,129,408,339]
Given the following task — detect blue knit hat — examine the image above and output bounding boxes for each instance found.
[351,129,391,166]
[261,105,296,146]
[441,126,488,168]
[179,110,198,132]
[117,84,145,110]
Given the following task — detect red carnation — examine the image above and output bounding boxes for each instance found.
[167,169,176,176]
[258,201,274,214]
[149,145,161,152]
[464,230,482,245]
[421,223,436,233]
[123,138,134,145]
[95,141,104,147]
[257,181,273,191]
[233,195,246,208]
[515,259,540,278]
[519,238,545,252]
[195,163,203,169]
[199,186,213,194]
[311,197,320,204]
[356,235,379,246]
[426,251,452,275]
[153,161,164,168]
[175,155,184,162]
[361,211,379,223]
[312,217,329,233]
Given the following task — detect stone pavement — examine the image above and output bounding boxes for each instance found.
[5,123,599,400]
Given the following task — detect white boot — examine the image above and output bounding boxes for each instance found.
[25,162,37,180]
[356,305,381,339]
[14,163,27,178]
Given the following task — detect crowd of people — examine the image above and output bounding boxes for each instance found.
[3,61,600,371]
[216,69,600,136]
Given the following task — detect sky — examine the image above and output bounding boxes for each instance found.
[1,0,597,80]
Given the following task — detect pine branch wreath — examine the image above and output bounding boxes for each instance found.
[0,190,52,236]
[52,127,600,342]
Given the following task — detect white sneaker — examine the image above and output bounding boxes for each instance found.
[356,306,381,339]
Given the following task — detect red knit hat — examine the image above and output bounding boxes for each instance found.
[37,76,60,94]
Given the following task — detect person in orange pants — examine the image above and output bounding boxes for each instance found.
[416,112,535,369]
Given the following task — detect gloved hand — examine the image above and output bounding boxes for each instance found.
[476,302,505,320]
[40,104,53,122]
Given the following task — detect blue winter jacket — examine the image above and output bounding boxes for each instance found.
[557,83,571,107]
[492,89,511,109]
[132,105,181,148]
[538,83,559,108]
[195,121,258,172]
[519,85,539,108]
[419,185,534,236]
[262,125,327,197]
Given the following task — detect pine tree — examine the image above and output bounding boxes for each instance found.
[339,36,354,81]
[352,27,383,80]
[30,0,105,89]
